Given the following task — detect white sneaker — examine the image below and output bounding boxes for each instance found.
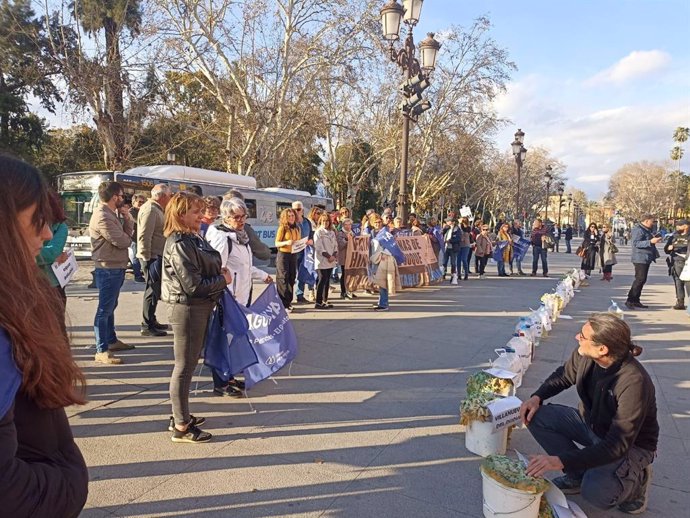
[451,274,458,285]
[95,351,122,364]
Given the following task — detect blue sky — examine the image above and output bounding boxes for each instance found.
[416,0,690,198]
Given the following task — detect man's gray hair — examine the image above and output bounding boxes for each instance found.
[220,197,247,219]
[151,183,171,199]
[223,189,244,201]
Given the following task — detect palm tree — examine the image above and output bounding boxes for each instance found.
[670,126,689,222]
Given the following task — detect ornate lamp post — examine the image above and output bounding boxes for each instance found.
[380,0,440,225]
[556,182,565,227]
[166,151,176,165]
[511,129,527,220]
[567,193,573,225]
[544,165,553,222]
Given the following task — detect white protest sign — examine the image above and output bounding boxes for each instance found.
[291,237,308,254]
[484,367,520,382]
[459,205,472,218]
[51,249,78,288]
[486,395,522,434]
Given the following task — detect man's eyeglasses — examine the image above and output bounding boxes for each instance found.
[231,214,247,221]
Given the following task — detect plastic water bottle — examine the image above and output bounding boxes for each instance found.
[608,300,624,320]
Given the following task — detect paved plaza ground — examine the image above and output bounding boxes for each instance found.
[65,242,690,517]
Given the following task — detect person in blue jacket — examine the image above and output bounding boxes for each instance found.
[625,214,662,310]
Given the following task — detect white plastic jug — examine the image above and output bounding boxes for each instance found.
[608,300,624,319]
[507,334,532,371]
[492,348,523,388]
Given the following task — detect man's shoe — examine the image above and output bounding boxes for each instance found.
[673,300,686,310]
[94,351,122,364]
[340,293,347,299]
[618,465,653,514]
[314,303,331,310]
[625,301,637,310]
[518,271,526,276]
[296,295,308,304]
[171,424,212,443]
[168,415,206,432]
[213,384,243,398]
[108,339,135,351]
[373,305,389,311]
[141,327,168,337]
[543,273,549,278]
[551,475,582,495]
[228,378,245,390]
[633,302,649,309]
[530,273,537,277]
[153,322,170,331]
[134,276,145,283]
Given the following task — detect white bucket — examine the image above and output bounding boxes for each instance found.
[465,420,507,457]
[481,469,544,518]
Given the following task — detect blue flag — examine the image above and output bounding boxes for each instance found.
[351,223,362,236]
[241,283,299,389]
[513,236,531,262]
[374,229,406,265]
[203,291,259,382]
[298,245,318,285]
[492,241,508,262]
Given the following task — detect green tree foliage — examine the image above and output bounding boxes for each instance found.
[0,0,60,158]
[36,125,103,177]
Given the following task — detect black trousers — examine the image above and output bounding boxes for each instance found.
[627,263,651,303]
[477,256,489,274]
[276,251,297,308]
[340,266,347,295]
[671,261,690,301]
[142,258,162,328]
[316,268,333,304]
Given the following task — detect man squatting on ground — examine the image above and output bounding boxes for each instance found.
[520,313,658,515]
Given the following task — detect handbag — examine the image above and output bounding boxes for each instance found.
[576,245,587,258]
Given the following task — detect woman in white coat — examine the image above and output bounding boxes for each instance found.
[205,197,272,396]
[313,213,338,309]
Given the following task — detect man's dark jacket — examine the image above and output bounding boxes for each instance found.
[533,347,658,473]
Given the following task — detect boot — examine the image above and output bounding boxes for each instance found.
[450,273,458,285]
[673,299,686,310]
[606,272,613,282]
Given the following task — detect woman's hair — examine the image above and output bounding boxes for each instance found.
[341,217,353,226]
[163,192,205,237]
[317,213,332,230]
[339,207,351,217]
[368,213,382,226]
[589,223,598,229]
[460,217,469,226]
[279,208,296,228]
[47,189,67,223]
[220,197,247,220]
[0,154,86,408]
[410,216,421,228]
[308,206,322,222]
[588,313,643,359]
[203,195,221,211]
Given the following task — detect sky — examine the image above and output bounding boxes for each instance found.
[416,0,690,199]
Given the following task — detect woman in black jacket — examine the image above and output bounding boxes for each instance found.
[162,192,232,443]
[0,155,88,517]
[581,223,600,276]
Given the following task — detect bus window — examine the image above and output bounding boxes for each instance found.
[276,202,292,220]
[61,192,95,228]
[244,199,258,219]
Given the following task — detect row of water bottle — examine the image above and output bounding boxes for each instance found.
[491,269,585,390]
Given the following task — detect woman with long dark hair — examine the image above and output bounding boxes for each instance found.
[581,223,600,277]
[0,154,88,516]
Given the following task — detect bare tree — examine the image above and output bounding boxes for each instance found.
[608,161,674,219]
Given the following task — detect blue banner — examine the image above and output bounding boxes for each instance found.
[203,291,259,382]
[492,241,508,262]
[241,283,299,389]
[351,223,362,236]
[513,236,531,262]
[298,245,318,285]
[374,229,407,265]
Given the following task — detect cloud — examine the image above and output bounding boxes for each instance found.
[586,50,671,85]
[575,174,611,183]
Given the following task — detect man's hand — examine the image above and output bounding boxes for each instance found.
[651,237,662,244]
[526,455,563,478]
[265,275,273,283]
[520,395,541,426]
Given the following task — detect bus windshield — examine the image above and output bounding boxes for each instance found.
[61,191,97,228]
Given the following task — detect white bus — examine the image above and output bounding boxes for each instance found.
[56,165,334,258]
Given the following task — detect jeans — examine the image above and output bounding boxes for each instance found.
[276,251,297,308]
[457,247,470,277]
[378,287,389,308]
[129,242,143,279]
[627,262,651,303]
[497,260,507,276]
[554,238,560,252]
[510,257,523,273]
[142,258,162,329]
[528,403,654,509]
[316,268,333,304]
[566,239,572,253]
[295,251,314,296]
[93,268,125,353]
[443,248,458,274]
[168,301,214,426]
[532,246,548,274]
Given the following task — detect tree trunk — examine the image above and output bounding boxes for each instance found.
[103,17,126,170]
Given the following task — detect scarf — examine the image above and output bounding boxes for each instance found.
[234,228,250,246]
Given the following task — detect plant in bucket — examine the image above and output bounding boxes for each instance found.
[480,454,550,518]
[466,371,515,397]
[460,392,509,457]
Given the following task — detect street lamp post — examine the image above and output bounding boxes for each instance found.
[567,193,573,225]
[511,129,527,221]
[166,152,176,165]
[557,183,564,227]
[544,165,553,222]
[380,0,440,225]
